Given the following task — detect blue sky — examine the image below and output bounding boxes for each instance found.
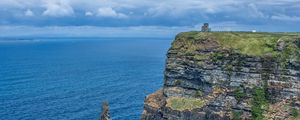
[0,0,300,37]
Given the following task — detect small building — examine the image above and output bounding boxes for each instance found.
[201,23,211,32]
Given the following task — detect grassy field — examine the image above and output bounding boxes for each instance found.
[166,97,206,111]
[173,31,300,57]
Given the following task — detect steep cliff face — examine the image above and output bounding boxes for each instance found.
[141,32,300,120]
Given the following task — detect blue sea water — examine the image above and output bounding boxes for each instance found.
[0,37,172,120]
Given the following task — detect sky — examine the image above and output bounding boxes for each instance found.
[0,0,300,37]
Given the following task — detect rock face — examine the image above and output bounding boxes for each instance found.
[141,32,300,120]
[100,102,112,120]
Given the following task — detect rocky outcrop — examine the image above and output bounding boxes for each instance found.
[141,32,300,120]
[100,102,112,120]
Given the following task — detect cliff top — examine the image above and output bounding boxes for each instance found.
[172,32,300,58]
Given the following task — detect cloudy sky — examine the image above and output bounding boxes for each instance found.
[0,0,300,37]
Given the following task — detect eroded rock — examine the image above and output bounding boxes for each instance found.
[141,32,300,120]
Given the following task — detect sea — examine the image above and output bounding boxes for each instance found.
[0,37,172,120]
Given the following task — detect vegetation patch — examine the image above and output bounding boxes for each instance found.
[174,79,182,85]
[166,97,206,111]
[251,87,269,120]
[173,32,300,62]
[288,97,300,120]
[193,54,209,61]
[291,108,300,120]
[232,111,242,120]
[214,32,280,57]
[211,52,224,62]
[194,90,203,97]
[233,88,247,102]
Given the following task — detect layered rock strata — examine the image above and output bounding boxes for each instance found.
[141,32,300,120]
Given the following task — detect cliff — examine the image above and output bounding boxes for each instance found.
[141,32,300,120]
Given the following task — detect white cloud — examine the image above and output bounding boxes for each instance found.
[1,0,300,28]
[42,0,74,17]
[0,0,299,18]
[0,0,22,8]
[271,14,300,21]
[144,0,244,17]
[85,11,93,16]
[25,9,34,16]
[247,3,267,18]
[97,7,128,18]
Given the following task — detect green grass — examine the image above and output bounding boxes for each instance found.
[194,90,203,97]
[291,108,300,120]
[233,88,247,102]
[173,32,300,58]
[193,54,209,60]
[166,97,206,111]
[232,111,242,120]
[172,32,300,70]
[251,87,269,120]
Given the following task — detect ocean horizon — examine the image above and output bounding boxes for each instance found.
[0,37,172,120]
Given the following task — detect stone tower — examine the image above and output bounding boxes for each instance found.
[201,23,210,32]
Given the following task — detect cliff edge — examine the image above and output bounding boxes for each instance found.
[141,32,300,120]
